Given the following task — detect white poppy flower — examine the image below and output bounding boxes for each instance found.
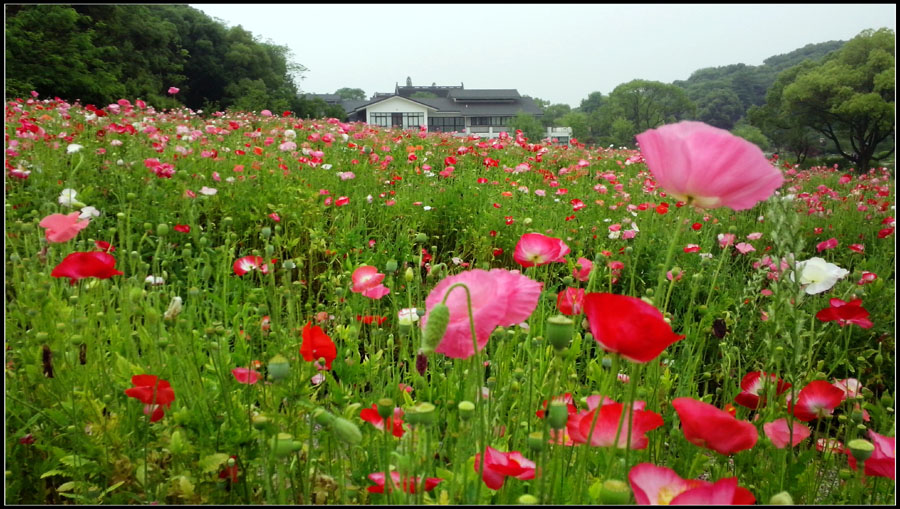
[66,143,84,154]
[792,257,849,294]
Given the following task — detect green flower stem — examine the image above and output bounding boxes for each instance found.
[577,353,619,502]
[654,202,691,309]
[703,244,731,309]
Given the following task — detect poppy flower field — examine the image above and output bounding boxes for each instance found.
[4,95,896,505]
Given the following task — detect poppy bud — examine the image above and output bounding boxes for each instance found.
[548,400,568,430]
[267,354,290,381]
[269,433,297,458]
[874,353,884,366]
[518,494,538,505]
[406,402,435,426]
[880,392,892,407]
[385,259,398,273]
[377,398,394,420]
[313,408,336,427]
[458,400,475,421]
[332,417,362,445]
[405,267,415,282]
[156,223,169,237]
[546,315,574,351]
[848,439,875,462]
[769,491,794,505]
[415,233,428,243]
[527,431,545,451]
[252,414,271,431]
[223,217,233,227]
[260,227,271,239]
[597,479,631,505]
[838,469,852,480]
[421,303,450,354]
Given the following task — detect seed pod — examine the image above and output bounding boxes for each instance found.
[546,315,574,351]
[377,398,394,420]
[458,401,475,421]
[597,480,631,505]
[421,303,450,354]
[267,354,290,381]
[548,400,569,430]
[848,439,875,462]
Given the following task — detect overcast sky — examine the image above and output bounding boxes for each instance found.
[191,3,895,107]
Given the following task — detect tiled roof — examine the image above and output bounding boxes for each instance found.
[449,89,521,100]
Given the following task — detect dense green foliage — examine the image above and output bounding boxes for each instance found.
[4,4,326,117]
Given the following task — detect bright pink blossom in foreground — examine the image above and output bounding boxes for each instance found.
[635,121,783,210]
[848,429,895,480]
[582,293,684,363]
[789,380,845,422]
[474,446,536,490]
[40,212,90,243]
[672,397,758,455]
[51,251,123,285]
[367,471,442,494]
[420,269,541,359]
[233,255,270,276]
[572,256,593,281]
[300,322,336,370]
[124,375,175,422]
[733,371,791,409]
[360,405,405,438]
[513,233,570,267]
[231,368,261,385]
[815,298,873,329]
[629,463,755,505]
[763,418,811,448]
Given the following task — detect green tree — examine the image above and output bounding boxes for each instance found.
[780,28,895,171]
[579,91,606,114]
[692,87,745,129]
[335,87,366,100]
[748,61,821,163]
[559,111,589,142]
[731,122,771,151]
[595,80,696,146]
[540,103,571,128]
[509,112,545,142]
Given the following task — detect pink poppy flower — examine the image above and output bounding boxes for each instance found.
[582,293,684,363]
[168,87,179,95]
[360,405,405,438]
[572,256,593,281]
[815,298,873,329]
[367,471,442,494]
[847,430,895,480]
[420,269,541,359]
[51,251,123,285]
[672,397,758,455]
[816,238,838,252]
[857,271,877,285]
[556,287,585,315]
[40,212,90,243]
[788,380,845,422]
[733,371,791,409]
[350,265,390,299]
[848,243,864,253]
[231,368,261,385]
[577,402,663,449]
[513,233,570,267]
[269,212,281,222]
[734,242,755,254]
[717,233,736,248]
[634,121,784,210]
[746,232,763,240]
[628,463,755,505]
[233,255,270,276]
[763,418,811,448]
[474,446,536,490]
[683,244,701,253]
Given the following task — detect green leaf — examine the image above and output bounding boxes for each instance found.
[199,453,230,473]
[40,469,65,479]
[57,481,77,492]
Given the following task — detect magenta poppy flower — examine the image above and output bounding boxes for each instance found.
[299,322,336,370]
[51,251,124,285]
[628,463,755,505]
[474,446,536,490]
[635,121,784,211]
[847,430,895,480]
[672,397,758,455]
[360,405,405,438]
[763,418,811,448]
[168,87,179,95]
[231,368,260,385]
[557,287,585,315]
[513,233,570,267]
[572,256,593,281]
[733,371,791,409]
[367,471,442,494]
[788,380,845,422]
[420,269,541,359]
[815,298,873,329]
[124,374,175,422]
[816,237,838,252]
[40,212,90,243]
[582,293,684,363]
[174,224,190,233]
[577,402,663,449]
[350,265,391,299]
[233,255,270,276]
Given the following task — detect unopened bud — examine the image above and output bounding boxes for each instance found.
[156,223,169,237]
[267,354,290,381]
[331,417,362,444]
[597,479,631,505]
[518,494,538,505]
[769,491,794,505]
[548,400,569,430]
[421,303,450,354]
[405,267,414,282]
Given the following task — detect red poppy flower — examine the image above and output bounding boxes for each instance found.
[360,404,405,437]
[233,255,270,276]
[300,322,336,370]
[356,315,388,325]
[582,293,684,363]
[231,368,261,385]
[367,471,442,494]
[816,237,838,252]
[815,298,873,329]
[94,240,115,252]
[733,371,791,409]
[51,251,124,285]
[788,380,845,422]
[218,456,240,483]
[474,446,536,490]
[577,401,663,449]
[174,224,190,233]
[124,374,175,422]
[672,397,758,455]
[557,287,585,315]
